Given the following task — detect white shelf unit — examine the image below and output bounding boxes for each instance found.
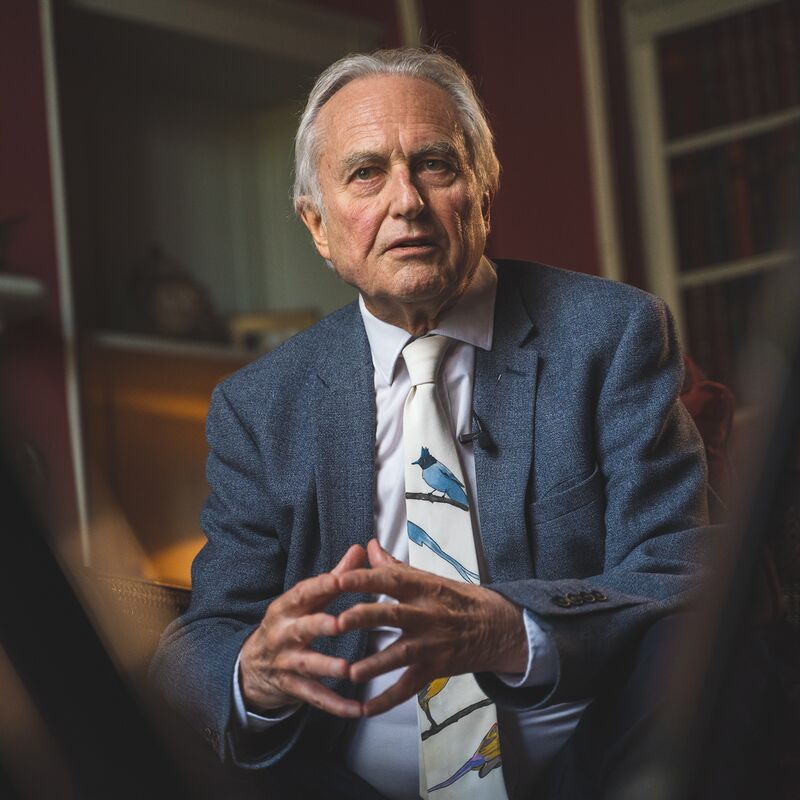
[0,273,46,331]
[624,0,799,381]
[664,105,800,157]
[43,0,382,568]
[676,248,793,289]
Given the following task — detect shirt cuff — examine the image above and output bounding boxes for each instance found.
[232,652,302,732]
[495,609,558,689]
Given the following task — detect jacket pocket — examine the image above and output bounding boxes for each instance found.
[529,464,604,524]
[528,465,606,580]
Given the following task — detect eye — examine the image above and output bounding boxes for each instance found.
[353,166,378,180]
[420,159,448,172]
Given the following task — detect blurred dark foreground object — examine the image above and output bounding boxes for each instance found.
[679,354,735,520]
[687,461,800,799]
[0,443,265,800]
[644,273,800,800]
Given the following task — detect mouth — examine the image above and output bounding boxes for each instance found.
[385,236,438,254]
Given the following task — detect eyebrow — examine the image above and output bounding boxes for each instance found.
[414,141,462,166]
[337,141,463,179]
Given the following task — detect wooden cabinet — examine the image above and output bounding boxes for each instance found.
[83,335,251,585]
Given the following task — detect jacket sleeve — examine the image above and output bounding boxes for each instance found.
[148,383,308,768]
[477,294,712,707]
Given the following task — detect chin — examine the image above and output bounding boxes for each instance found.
[397,258,457,286]
[392,274,454,304]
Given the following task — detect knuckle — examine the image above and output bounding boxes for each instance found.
[430,580,447,601]
[292,579,311,601]
[264,625,285,653]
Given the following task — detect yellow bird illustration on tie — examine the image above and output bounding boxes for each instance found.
[417,677,450,728]
[428,722,502,793]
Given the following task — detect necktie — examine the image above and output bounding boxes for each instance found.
[402,334,508,800]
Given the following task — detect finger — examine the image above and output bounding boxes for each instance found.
[277,573,342,616]
[349,638,417,683]
[271,649,350,680]
[337,566,422,600]
[271,672,363,719]
[367,537,399,567]
[280,612,339,647]
[362,667,423,717]
[331,543,367,575]
[338,601,422,635]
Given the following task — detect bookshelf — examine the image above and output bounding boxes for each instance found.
[625,0,799,394]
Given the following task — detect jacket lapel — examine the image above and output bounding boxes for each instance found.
[307,275,539,657]
[312,304,376,664]
[473,269,539,583]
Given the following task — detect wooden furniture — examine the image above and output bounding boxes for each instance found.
[228,308,319,352]
[91,572,191,677]
[82,334,252,585]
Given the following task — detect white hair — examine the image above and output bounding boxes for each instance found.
[293,48,500,215]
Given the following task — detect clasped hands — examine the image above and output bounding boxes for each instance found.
[239,539,527,719]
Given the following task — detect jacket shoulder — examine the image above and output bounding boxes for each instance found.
[216,301,360,404]
[494,258,668,338]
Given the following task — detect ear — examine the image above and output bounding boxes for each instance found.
[299,201,331,261]
[481,191,492,232]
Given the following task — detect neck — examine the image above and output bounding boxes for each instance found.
[362,262,483,335]
[361,297,451,336]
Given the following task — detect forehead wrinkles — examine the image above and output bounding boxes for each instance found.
[315,77,468,171]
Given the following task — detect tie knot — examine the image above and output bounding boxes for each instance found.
[402,334,452,386]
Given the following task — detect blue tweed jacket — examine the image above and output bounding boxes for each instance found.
[150,259,709,769]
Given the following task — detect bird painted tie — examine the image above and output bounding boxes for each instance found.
[402,334,509,800]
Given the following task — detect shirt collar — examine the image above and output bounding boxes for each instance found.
[359,256,497,385]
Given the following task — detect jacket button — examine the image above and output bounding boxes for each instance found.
[579,591,595,603]
[591,590,608,602]
[565,592,584,606]
[551,595,571,608]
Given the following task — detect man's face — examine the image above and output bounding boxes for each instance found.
[300,75,490,327]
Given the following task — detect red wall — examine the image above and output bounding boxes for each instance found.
[307,1,601,274]
[0,0,77,530]
[427,1,600,273]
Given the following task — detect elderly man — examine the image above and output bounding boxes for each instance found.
[151,49,709,800]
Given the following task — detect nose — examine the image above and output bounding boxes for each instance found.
[387,167,424,220]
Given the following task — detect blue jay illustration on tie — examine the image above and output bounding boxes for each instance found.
[411,447,469,507]
[407,522,479,584]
